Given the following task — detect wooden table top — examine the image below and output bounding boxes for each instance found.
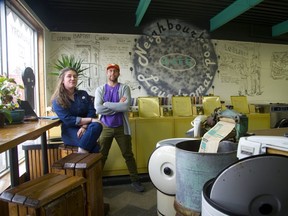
[0,119,61,153]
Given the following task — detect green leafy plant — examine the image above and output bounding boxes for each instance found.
[51,54,88,75]
[0,75,24,123]
[50,55,89,86]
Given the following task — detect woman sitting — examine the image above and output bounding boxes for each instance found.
[51,67,102,153]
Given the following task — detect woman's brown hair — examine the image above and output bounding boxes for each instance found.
[51,67,78,109]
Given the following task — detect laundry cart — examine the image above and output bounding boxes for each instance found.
[148,138,200,216]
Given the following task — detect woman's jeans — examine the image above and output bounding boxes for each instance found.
[79,122,103,153]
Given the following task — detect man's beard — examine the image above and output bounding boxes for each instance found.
[109,77,118,83]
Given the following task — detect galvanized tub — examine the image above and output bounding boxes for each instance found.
[175,140,238,214]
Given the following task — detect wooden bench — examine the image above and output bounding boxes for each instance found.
[51,153,104,216]
[22,143,62,180]
[0,173,86,216]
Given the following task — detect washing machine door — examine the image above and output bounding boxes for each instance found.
[210,154,288,216]
[274,118,288,128]
[148,145,176,195]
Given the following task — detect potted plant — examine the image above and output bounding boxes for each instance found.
[0,75,24,126]
[50,54,89,86]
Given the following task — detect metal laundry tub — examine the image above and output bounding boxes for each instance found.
[175,140,238,214]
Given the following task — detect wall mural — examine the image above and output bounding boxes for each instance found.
[132,19,218,97]
[49,34,101,95]
[48,33,139,97]
[47,20,288,104]
[271,51,288,80]
[215,41,262,96]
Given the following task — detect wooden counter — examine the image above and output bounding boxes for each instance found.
[0,119,60,153]
[250,128,288,136]
[104,114,272,176]
[0,119,61,186]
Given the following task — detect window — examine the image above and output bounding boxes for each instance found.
[0,152,8,174]
[0,1,44,175]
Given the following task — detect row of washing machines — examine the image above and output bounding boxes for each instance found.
[148,136,288,216]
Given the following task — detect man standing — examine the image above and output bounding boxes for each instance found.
[94,63,144,192]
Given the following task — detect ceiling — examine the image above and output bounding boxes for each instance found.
[22,0,288,43]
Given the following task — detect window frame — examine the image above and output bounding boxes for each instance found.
[0,0,45,175]
[7,0,46,114]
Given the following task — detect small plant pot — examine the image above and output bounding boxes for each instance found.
[8,109,25,124]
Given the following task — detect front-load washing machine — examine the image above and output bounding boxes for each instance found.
[202,154,288,216]
[148,138,200,216]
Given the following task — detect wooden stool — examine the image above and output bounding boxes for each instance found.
[0,173,86,216]
[58,144,78,158]
[51,153,104,216]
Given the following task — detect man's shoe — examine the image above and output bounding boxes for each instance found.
[131,181,145,192]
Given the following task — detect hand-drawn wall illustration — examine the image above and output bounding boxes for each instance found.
[271,51,288,80]
[46,27,288,104]
[249,51,262,95]
[217,42,262,96]
[49,33,100,96]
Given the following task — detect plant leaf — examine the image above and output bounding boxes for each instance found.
[0,109,12,123]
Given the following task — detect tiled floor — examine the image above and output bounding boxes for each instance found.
[103,180,158,216]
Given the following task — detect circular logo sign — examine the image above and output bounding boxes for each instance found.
[133,19,218,97]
